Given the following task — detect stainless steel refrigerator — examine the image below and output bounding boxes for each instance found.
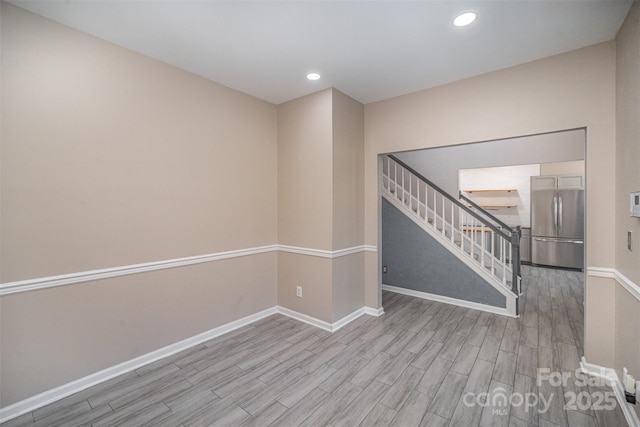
[531,175,584,270]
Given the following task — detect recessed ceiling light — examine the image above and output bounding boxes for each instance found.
[306,73,321,81]
[453,12,477,27]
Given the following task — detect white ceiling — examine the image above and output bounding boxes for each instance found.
[10,0,632,105]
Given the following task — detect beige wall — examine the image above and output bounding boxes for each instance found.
[615,1,640,417]
[277,253,333,322]
[0,3,278,405]
[364,43,617,360]
[583,276,616,365]
[539,160,585,176]
[0,253,277,406]
[332,89,365,249]
[331,90,365,320]
[1,3,278,281]
[616,1,640,286]
[332,253,365,321]
[614,285,640,418]
[277,88,366,322]
[277,89,334,322]
[277,89,333,250]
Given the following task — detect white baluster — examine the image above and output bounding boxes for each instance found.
[441,195,445,236]
[490,230,495,275]
[470,216,474,261]
[459,209,464,250]
[393,161,397,196]
[450,203,455,243]
[401,167,405,203]
[384,156,389,190]
[420,182,425,220]
[481,224,485,268]
[424,182,428,223]
[432,188,437,230]
[409,174,413,212]
[502,238,507,286]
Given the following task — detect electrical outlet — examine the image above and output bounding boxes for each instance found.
[296,286,302,298]
[383,265,388,273]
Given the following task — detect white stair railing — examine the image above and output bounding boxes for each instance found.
[382,155,521,298]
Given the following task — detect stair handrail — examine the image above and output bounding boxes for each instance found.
[459,191,522,289]
[387,154,521,301]
[458,192,515,233]
[388,155,513,243]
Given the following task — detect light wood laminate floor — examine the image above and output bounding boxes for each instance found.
[2,266,629,427]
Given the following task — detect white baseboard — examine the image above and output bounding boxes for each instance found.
[382,284,515,317]
[364,306,385,317]
[276,305,383,332]
[580,357,640,427]
[331,306,384,329]
[332,308,367,331]
[0,303,382,423]
[0,306,278,424]
[276,306,333,331]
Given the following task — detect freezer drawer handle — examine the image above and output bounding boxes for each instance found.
[533,237,583,244]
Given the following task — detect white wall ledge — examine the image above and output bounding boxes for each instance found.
[0,244,377,297]
[587,267,640,302]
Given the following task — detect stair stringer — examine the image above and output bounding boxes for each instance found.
[382,191,518,317]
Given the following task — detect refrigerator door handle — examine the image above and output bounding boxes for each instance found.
[553,196,558,232]
[558,196,563,230]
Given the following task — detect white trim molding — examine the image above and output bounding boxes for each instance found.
[587,267,640,302]
[0,244,378,297]
[0,245,278,297]
[276,306,333,331]
[0,303,383,424]
[276,305,384,333]
[278,244,377,259]
[363,306,385,317]
[580,357,640,427]
[0,306,278,424]
[382,284,516,317]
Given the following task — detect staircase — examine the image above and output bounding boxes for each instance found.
[381,154,520,316]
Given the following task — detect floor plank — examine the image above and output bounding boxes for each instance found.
[3,266,631,427]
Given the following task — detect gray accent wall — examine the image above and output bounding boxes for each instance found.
[382,198,506,308]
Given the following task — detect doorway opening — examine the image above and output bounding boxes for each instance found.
[378,127,586,355]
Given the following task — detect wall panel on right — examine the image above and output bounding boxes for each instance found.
[615,1,640,418]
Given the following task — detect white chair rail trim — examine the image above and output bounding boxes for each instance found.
[587,267,640,302]
[278,244,377,259]
[0,244,377,296]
